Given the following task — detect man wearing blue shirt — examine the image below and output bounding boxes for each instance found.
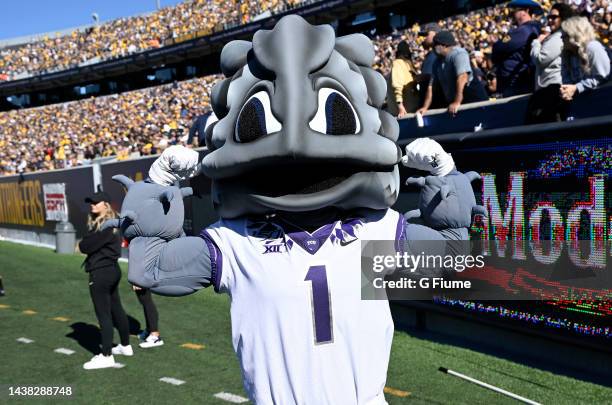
[492,0,542,96]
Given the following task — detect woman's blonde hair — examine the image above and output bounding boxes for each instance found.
[561,16,597,73]
[87,202,118,232]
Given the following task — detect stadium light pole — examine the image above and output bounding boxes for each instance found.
[156,0,161,10]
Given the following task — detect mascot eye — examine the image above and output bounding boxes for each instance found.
[235,90,281,143]
[308,88,360,135]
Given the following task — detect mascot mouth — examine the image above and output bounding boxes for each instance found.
[225,161,395,197]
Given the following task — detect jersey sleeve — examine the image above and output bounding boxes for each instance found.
[200,221,235,294]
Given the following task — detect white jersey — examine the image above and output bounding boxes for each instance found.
[201,208,404,405]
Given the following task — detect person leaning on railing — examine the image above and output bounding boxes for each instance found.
[559,16,611,102]
[417,31,489,117]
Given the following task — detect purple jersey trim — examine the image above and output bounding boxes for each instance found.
[200,230,223,293]
[280,220,338,255]
[395,214,407,252]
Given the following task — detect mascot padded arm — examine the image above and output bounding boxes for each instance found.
[402,137,486,241]
[127,236,212,296]
[399,138,486,276]
[102,173,213,296]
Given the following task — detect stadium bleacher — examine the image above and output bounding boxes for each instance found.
[0,0,608,82]
[0,0,306,81]
[0,75,219,175]
[0,0,610,177]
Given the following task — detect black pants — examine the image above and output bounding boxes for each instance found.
[135,288,159,332]
[88,264,130,355]
[526,84,570,124]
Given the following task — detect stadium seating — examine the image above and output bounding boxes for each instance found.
[0,75,220,175]
[1,0,611,175]
[0,1,609,81]
[0,0,305,81]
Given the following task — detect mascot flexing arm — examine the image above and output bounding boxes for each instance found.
[105,15,484,405]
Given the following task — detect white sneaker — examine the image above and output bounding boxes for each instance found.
[111,344,134,356]
[139,334,164,348]
[83,354,116,370]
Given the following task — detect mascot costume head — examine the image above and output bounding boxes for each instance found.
[202,15,401,218]
[114,14,484,230]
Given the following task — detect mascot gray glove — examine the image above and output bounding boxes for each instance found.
[401,137,455,176]
[148,145,201,186]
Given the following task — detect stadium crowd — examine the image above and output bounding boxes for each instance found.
[383,0,610,119]
[0,75,220,175]
[372,0,612,76]
[0,0,611,176]
[0,0,304,80]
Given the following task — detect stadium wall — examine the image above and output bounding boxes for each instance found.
[400,83,612,137]
[0,165,96,248]
[0,151,213,247]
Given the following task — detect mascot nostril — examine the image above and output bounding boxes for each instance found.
[111,15,485,404]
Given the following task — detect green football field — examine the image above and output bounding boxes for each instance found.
[0,241,610,404]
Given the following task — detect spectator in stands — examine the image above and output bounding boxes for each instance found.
[391,41,420,117]
[527,2,575,123]
[187,110,217,147]
[471,50,487,84]
[492,0,542,96]
[417,31,489,117]
[416,23,444,108]
[482,51,499,96]
[560,16,611,100]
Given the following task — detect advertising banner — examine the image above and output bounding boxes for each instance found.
[42,183,68,222]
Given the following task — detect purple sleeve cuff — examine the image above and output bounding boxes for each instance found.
[394,214,407,252]
[200,230,223,293]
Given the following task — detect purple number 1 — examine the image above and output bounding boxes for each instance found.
[305,265,333,344]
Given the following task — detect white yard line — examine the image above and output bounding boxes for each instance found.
[159,377,186,386]
[213,392,249,403]
[16,337,34,344]
[53,348,75,355]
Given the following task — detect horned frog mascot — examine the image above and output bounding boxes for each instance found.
[105,15,484,405]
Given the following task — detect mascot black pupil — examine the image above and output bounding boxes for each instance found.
[236,97,267,143]
[325,92,356,135]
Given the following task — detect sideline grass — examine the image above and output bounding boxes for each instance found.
[1,241,610,404]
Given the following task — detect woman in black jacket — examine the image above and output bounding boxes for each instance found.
[79,191,132,370]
